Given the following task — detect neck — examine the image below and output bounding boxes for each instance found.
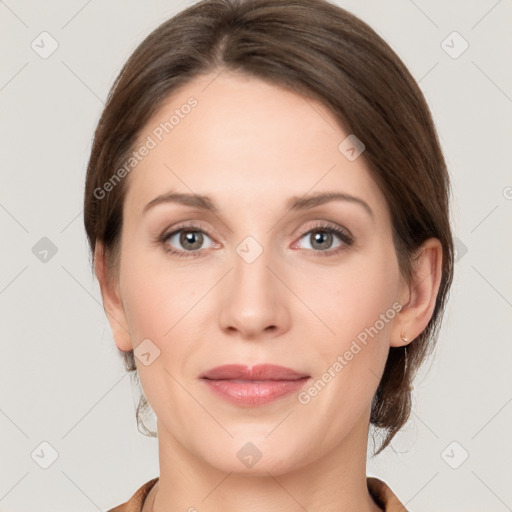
[146,414,383,512]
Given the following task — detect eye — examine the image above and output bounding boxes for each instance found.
[157,221,354,259]
[294,222,354,256]
[159,223,218,258]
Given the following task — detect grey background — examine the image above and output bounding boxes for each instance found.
[1,1,511,511]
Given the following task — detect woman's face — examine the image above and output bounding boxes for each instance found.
[112,71,407,474]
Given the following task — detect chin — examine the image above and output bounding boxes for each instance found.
[193,435,312,477]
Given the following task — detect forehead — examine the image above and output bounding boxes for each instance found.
[123,71,387,220]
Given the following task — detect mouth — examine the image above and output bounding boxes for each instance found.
[199,364,310,407]
[199,363,309,381]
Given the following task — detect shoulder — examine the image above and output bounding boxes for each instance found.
[367,476,408,512]
[107,477,159,512]
[106,476,403,511]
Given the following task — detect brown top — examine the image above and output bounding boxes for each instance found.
[107,476,407,512]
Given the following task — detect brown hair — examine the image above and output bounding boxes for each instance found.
[84,0,454,454]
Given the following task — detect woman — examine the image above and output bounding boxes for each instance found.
[84,0,454,510]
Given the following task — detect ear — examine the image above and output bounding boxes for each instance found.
[94,241,133,352]
[390,238,443,348]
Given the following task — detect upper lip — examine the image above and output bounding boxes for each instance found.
[200,364,309,381]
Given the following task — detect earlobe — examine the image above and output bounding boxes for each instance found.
[94,241,133,352]
[390,238,443,348]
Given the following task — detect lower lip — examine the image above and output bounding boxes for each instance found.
[202,378,310,406]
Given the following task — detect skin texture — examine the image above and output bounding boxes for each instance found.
[95,71,442,512]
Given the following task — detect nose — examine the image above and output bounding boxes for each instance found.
[218,240,291,340]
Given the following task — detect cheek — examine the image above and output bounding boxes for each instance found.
[328,246,398,314]
[119,258,199,412]
[295,250,400,436]
[121,278,172,341]
[119,242,199,340]
[308,245,400,365]
[118,250,210,394]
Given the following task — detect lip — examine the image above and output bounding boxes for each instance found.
[200,364,310,407]
[200,364,309,381]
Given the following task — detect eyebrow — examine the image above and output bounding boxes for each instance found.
[143,191,373,218]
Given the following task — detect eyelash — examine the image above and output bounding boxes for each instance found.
[156,221,354,259]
